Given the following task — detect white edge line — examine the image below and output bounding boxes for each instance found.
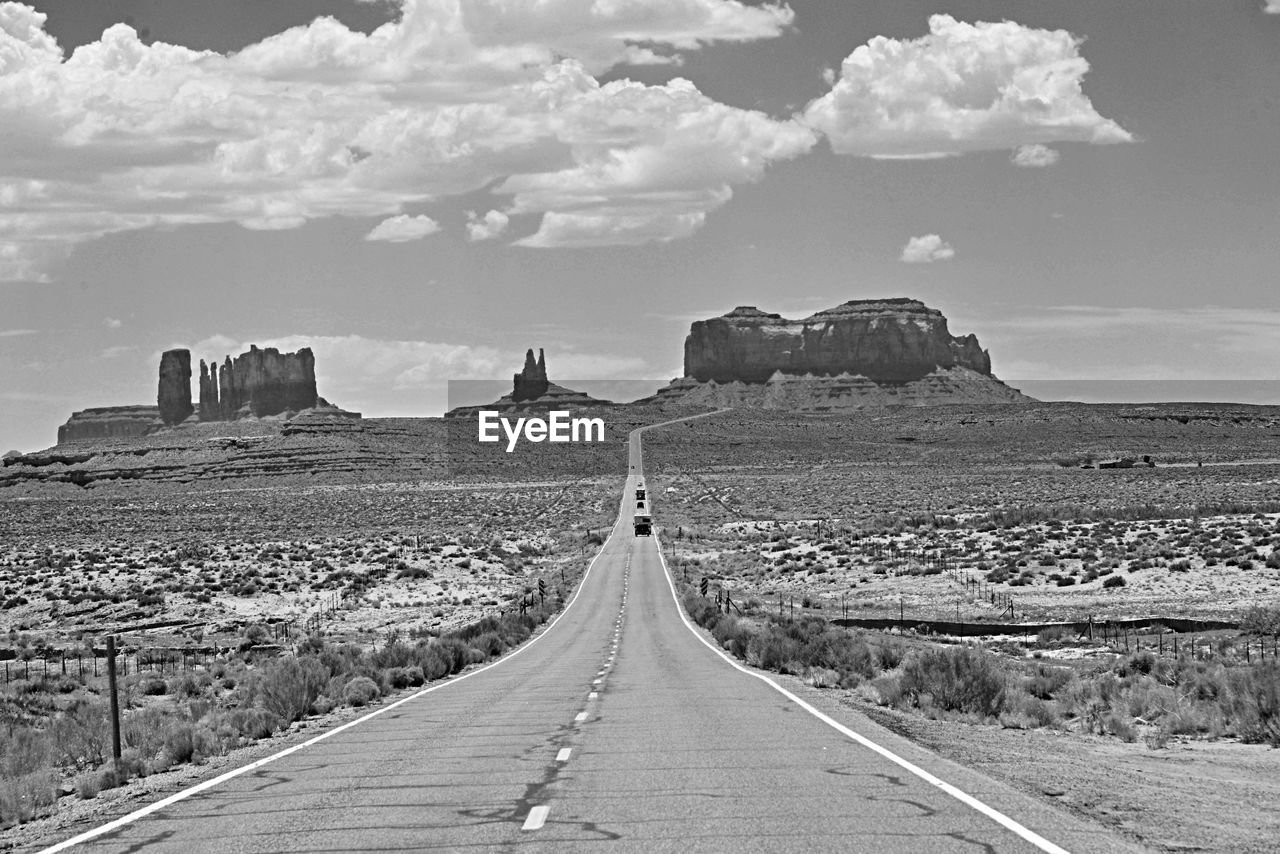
[521,804,550,830]
[37,510,621,854]
[639,430,1071,854]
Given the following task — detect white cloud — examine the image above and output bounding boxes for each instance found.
[100,345,137,359]
[465,209,509,241]
[104,317,123,328]
[505,74,814,247]
[1011,144,1060,168]
[900,234,954,263]
[805,14,1132,159]
[0,0,804,280]
[1266,1,1280,14]
[0,328,37,337]
[516,210,708,248]
[958,305,1280,381]
[365,214,440,242]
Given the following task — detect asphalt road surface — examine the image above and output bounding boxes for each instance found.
[43,415,1144,853]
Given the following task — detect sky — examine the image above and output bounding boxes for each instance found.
[2,0,1279,452]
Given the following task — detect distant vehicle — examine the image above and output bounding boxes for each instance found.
[636,484,646,502]
[633,510,651,536]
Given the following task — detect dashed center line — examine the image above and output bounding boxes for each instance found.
[522,805,550,831]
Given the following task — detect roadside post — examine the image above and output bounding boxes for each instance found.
[106,636,122,769]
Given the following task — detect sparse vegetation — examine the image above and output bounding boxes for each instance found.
[0,515,582,831]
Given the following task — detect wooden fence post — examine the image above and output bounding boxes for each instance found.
[106,636,122,768]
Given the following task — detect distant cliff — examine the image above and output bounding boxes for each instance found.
[685,299,992,383]
[57,406,162,443]
[652,298,1028,409]
[52,345,347,447]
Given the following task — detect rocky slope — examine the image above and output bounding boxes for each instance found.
[3,417,446,489]
[655,298,1029,409]
[650,367,1028,410]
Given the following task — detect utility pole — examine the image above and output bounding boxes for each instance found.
[106,636,122,768]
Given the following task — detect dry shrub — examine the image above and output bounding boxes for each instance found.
[1023,664,1073,700]
[808,667,842,688]
[50,699,110,770]
[0,727,57,827]
[745,626,804,674]
[468,632,506,659]
[162,720,216,765]
[387,665,425,689]
[1225,662,1280,746]
[1001,692,1061,729]
[135,671,168,696]
[874,639,906,672]
[259,656,328,725]
[414,644,453,682]
[711,614,752,658]
[1105,712,1137,742]
[342,676,379,707]
[898,646,1007,719]
[123,706,169,765]
[218,707,280,742]
[74,772,100,800]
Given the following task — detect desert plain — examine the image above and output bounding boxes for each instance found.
[3,399,1280,852]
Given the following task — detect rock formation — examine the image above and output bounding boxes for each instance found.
[56,406,163,443]
[685,299,992,383]
[512,349,549,402]
[651,298,1029,409]
[448,349,611,416]
[198,360,219,421]
[157,349,194,425]
[198,345,319,420]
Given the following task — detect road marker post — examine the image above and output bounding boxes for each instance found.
[106,636,122,771]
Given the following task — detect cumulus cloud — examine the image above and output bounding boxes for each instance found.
[104,317,123,329]
[505,74,814,247]
[1012,144,1060,168]
[465,209,509,241]
[0,0,804,280]
[1267,1,1280,13]
[365,214,440,242]
[900,234,954,263]
[805,14,1132,159]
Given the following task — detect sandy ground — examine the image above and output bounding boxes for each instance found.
[845,696,1280,854]
[659,512,1280,624]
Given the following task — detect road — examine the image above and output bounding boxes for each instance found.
[42,414,1142,853]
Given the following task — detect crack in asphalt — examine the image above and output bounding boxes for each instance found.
[946,830,1000,853]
